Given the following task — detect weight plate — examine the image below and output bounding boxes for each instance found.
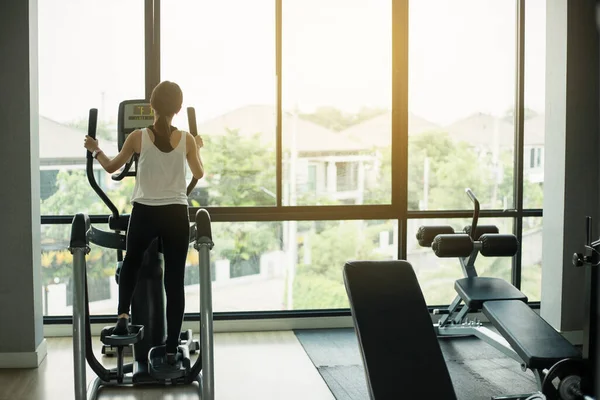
[541,358,586,400]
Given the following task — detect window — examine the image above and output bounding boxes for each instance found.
[520,217,543,302]
[524,0,546,209]
[38,0,145,216]
[161,0,277,207]
[38,0,145,317]
[282,0,392,206]
[38,0,546,319]
[336,162,359,193]
[408,0,516,211]
[42,224,118,316]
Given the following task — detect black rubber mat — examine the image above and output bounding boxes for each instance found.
[294,328,538,400]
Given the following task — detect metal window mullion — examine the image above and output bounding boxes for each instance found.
[144,0,153,99]
[144,0,160,99]
[276,0,282,207]
[154,0,161,84]
[40,207,542,225]
[512,0,526,289]
[393,0,409,259]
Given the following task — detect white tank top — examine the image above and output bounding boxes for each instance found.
[130,128,188,206]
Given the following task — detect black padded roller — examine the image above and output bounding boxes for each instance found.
[416,226,455,247]
[463,225,499,239]
[480,234,519,257]
[432,234,473,257]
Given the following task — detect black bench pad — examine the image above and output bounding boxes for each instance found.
[482,300,581,370]
[455,277,528,309]
[344,260,457,400]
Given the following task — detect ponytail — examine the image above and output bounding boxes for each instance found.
[149,80,183,151]
[152,114,173,151]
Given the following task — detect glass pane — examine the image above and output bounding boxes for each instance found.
[282,0,392,206]
[407,217,514,305]
[161,0,277,207]
[41,168,136,216]
[186,219,397,312]
[523,0,546,209]
[38,0,145,215]
[44,219,397,316]
[408,1,516,211]
[42,224,119,316]
[521,217,542,301]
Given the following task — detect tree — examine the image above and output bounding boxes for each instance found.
[364,129,541,212]
[40,168,135,313]
[291,220,393,309]
[198,129,280,277]
[200,129,276,207]
[363,147,391,205]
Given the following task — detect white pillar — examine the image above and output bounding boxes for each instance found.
[542,0,599,332]
[0,0,46,368]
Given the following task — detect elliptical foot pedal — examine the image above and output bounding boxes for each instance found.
[100,324,144,346]
[148,345,189,380]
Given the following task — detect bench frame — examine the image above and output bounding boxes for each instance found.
[428,223,568,398]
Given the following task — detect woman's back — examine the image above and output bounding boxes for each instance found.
[131,128,188,206]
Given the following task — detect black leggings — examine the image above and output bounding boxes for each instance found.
[117,202,190,353]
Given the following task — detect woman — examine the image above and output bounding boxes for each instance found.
[84,81,204,365]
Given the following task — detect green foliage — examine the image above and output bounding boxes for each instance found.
[291,269,349,310]
[40,169,135,286]
[198,129,280,274]
[520,264,542,301]
[497,149,544,208]
[407,132,498,209]
[363,147,391,204]
[301,221,391,279]
[201,129,276,206]
[213,221,280,278]
[291,220,393,309]
[363,128,544,211]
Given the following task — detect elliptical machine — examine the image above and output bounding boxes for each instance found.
[68,100,214,400]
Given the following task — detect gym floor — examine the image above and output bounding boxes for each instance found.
[0,328,547,400]
[0,331,334,400]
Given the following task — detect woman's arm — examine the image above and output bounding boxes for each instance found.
[186,132,204,180]
[84,130,140,174]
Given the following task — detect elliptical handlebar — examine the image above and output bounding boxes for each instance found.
[86,108,120,218]
[111,159,136,181]
[186,107,199,196]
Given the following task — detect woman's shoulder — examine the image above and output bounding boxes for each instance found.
[130,128,145,137]
[177,130,193,150]
[179,130,194,141]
